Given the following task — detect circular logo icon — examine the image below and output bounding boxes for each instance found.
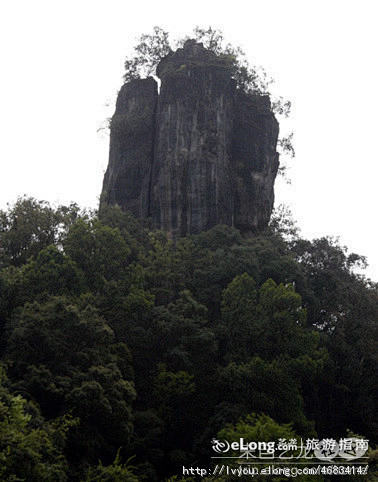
[211,439,230,453]
[314,440,339,461]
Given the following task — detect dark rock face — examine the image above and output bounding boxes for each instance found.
[232,91,280,231]
[101,40,279,237]
[101,77,157,219]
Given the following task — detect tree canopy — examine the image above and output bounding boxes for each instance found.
[123,26,291,114]
[0,197,376,479]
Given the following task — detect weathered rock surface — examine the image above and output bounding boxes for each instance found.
[232,91,279,231]
[102,77,157,219]
[101,40,279,237]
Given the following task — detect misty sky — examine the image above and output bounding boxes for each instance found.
[1,0,377,280]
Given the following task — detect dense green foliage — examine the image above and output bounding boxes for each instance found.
[0,197,376,480]
[0,367,74,481]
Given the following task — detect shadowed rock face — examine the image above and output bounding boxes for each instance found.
[101,77,157,219]
[101,40,279,237]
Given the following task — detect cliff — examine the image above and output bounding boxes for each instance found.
[101,40,279,237]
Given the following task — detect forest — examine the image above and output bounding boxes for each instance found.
[0,197,376,480]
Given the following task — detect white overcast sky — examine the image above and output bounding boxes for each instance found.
[1,0,377,280]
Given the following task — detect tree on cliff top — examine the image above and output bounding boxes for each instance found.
[122,26,294,165]
[123,26,171,82]
[123,26,291,115]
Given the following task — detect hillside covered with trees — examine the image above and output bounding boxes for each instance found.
[0,197,376,480]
